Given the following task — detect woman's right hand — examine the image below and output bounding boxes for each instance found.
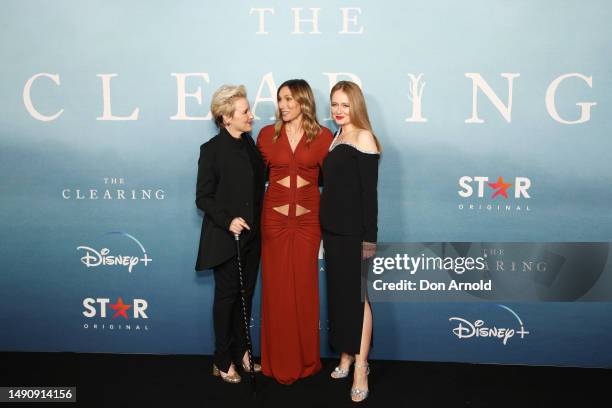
[362,241,377,260]
[229,217,250,235]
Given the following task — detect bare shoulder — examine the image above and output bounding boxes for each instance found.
[356,130,379,153]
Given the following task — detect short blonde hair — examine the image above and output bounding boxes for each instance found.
[210,84,247,128]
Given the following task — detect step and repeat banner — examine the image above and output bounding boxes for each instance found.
[1,1,611,368]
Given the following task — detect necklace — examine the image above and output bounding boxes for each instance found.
[286,126,303,144]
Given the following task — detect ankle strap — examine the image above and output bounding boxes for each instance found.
[354,362,369,368]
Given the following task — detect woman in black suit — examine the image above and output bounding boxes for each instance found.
[320,81,381,402]
[195,84,265,383]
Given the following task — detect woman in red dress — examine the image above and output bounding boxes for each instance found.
[256,79,333,384]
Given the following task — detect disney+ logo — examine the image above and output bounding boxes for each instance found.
[449,304,530,345]
[76,232,152,273]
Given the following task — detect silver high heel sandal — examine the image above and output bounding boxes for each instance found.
[331,356,355,379]
[350,362,370,402]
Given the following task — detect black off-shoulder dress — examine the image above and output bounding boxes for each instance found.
[320,131,379,354]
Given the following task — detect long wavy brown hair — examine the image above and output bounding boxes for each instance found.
[273,79,321,145]
[330,81,382,152]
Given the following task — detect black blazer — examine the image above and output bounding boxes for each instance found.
[195,128,265,270]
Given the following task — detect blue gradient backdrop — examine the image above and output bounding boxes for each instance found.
[1,1,611,367]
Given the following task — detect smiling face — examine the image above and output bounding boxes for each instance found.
[277,86,303,123]
[331,90,352,128]
[224,97,253,134]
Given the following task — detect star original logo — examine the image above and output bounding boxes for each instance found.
[487,176,512,199]
[110,297,132,319]
[82,297,150,332]
[457,176,532,213]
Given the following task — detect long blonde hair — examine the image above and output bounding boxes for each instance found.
[273,79,321,145]
[330,81,382,152]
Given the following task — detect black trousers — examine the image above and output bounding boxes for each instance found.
[212,239,260,372]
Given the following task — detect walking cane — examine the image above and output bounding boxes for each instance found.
[234,233,256,395]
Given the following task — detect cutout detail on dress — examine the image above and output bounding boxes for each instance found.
[296,175,310,188]
[272,204,290,216]
[277,176,291,188]
[295,204,311,216]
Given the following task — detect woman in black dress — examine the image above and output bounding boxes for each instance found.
[320,81,381,402]
[195,84,265,383]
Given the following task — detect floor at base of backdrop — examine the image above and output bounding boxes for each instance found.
[1,352,609,407]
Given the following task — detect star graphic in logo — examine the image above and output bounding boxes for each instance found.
[110,297,132,319]
[488,176,512,199]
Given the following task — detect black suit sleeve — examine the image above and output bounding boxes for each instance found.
[357,153,379,243]
[195,144,232,230]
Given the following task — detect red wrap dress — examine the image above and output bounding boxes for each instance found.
[256,124,333,384]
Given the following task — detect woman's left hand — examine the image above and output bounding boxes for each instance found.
[362,241,376,260]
